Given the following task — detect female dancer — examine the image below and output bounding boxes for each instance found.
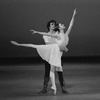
[11,9,77,95]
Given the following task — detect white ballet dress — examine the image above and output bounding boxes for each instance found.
[32,33,69,68]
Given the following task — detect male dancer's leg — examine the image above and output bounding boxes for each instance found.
[39,61,50,94]
[57,58,68,93]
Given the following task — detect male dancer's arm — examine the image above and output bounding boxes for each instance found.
[30,30,59,39]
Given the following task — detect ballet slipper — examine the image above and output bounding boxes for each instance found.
[51,86,57,95]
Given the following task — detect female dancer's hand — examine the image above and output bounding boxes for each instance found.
[73,8,77,16]
[11,41,19,46]
[30,30,37,34]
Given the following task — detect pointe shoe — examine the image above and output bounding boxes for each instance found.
[51,86,57,95]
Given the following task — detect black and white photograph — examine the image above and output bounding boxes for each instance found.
[0,0,100,100]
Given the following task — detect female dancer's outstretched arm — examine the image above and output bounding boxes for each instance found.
[30,30,59,39]
[65,9,77,36]
[11,41,36,48]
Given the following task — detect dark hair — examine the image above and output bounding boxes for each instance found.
[47,20,56,31]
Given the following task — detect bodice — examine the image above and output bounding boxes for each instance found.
[55,33,69,48]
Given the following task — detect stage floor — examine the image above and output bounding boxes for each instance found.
[0,62,100,100]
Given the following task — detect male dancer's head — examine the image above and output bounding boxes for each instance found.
[47,20,57,31]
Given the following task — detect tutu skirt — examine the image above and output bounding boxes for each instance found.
[34,44,62,68]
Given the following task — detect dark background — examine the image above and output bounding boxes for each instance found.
[0,0,100,58]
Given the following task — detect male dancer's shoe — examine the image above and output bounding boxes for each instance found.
[61,85,68,94]
[58,72,68,94]
[38,78,49,94]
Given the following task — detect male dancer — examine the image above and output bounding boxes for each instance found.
[38,20,67,94]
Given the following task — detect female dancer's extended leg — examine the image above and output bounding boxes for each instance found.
[11,41,58,95]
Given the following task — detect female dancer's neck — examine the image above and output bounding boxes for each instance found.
[60,29,64,33]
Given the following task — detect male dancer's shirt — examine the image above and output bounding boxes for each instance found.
[43,32,57,44]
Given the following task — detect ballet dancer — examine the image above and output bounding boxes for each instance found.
[11,9,77,95]
[39,20,57,94]
[38,20,67,94]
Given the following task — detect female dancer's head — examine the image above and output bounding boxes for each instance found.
[58,23,65,30]
[54,23,65,33]
[47,20,57,31]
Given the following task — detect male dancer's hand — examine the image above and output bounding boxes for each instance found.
[61,47,68,52]
[30,30,37,34]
